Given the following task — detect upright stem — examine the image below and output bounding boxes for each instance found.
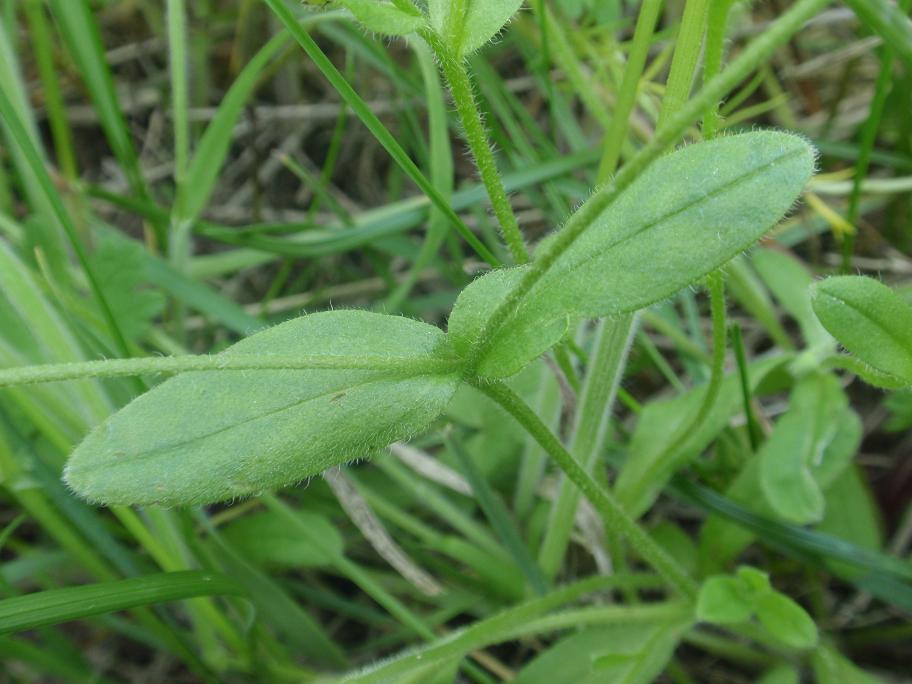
[431,37,530,264]
[616,272,728,515]
[537,314,638,579]
[472,378,698,600]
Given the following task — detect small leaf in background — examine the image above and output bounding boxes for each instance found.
[752,248,833,351]
[219,510,343,568]
[884,390,912,432]
[65,311,461,506]
[759,373,848,525]
[754,591,818,649]
[696,566,817,650]
[615,355,788,518]
[696,576,753,624]
[428,0,524,57]
[818,466,884,578]
[513,619,689,684]
[812,644,885,684]
[89,234,165,340]
[735,566,772,593]
[337,0,425,36]
[811,276,912,385]
[450,131,815,377]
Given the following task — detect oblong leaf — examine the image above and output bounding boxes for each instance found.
[65,311,461,506]
[754,591,818,650]
[811,275,912,385]
[759,373,846,525]
[450,131,815,377]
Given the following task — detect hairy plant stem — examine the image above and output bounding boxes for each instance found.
[471,378,698,600]
[343,573,665,683]
[429,35,529,264]
[0,354,463,388]
[535,0,664,578]
[464,0,832,373]
[617,271,728,514]
[537,314,638,579]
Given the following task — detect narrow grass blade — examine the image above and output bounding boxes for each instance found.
[0,91,131,357]
[671,477,912,611]
[263,0,500,267]
[45,0,149,204]
[842,0,912,72]
[445,433,549,595]
[0,571,244,636]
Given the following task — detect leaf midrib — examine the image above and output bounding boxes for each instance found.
[540,145,807,296]
[70,371,454,474]
[819,290,912,368]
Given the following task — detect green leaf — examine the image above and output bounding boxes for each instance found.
[812,645,885,684]
[754,591,818,650]
[759,373,848,525]
[818,466,883,578]
[696,576,753,624]
[220,509,344,567]
[450,131,815,377]
[697,566,817,650]
[811,276,912,385]
[736,565,772,593]
[0,571,243,635]
[615,355,788,518]
[338,0,425,35]
[752,248,832,350]
[89,235,165,341]
[65,311,461,506]
[513,621,688,684]
[428,0,524,57]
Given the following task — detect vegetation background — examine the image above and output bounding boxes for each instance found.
[0,0,910,682]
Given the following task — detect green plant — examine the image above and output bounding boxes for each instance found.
[1,0,910,681]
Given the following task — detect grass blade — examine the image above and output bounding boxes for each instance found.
[262,0,500,267]
[0,571,244,636]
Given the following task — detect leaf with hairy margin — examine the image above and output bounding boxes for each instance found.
[811,276,912,386]
[450,131,816,377]
[65,311,461,506]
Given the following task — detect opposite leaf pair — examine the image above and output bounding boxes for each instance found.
[697,566,818,650]
[65,132,815,507]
